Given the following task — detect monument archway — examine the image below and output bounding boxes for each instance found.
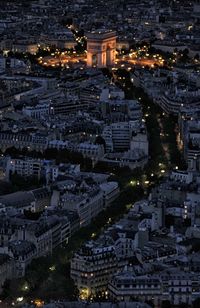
[86,30,117,68]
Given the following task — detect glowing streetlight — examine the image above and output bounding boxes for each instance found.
[49,265,56,271]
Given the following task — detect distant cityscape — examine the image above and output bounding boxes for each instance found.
[0,0,200,307]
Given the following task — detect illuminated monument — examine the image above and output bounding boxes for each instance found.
[86,30,116,68]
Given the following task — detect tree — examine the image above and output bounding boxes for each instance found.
[35,274,78,301]
[4,147,20,158]
[165,214,175,228]
[161,300,171,308]
[25,256,52,291]
[145,300,154,307]
[179,48,189,64]
[183,48,189,56]
[24,210,43,220]
[0,181,13,195]
[95,135,106,150]
[194,53,199,62]
[44,148,58,160]
[179,303,189,308]
[183,218,191,227]
[10,173,41,191]
[193,297,200,308]
[0,80,7,92]
[0,279,10,300]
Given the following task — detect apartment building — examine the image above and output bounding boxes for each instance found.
[71,240,118,298]
[109,269,200,306]
[102,121,140,152]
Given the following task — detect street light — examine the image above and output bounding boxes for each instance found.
[49,265,56,271]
